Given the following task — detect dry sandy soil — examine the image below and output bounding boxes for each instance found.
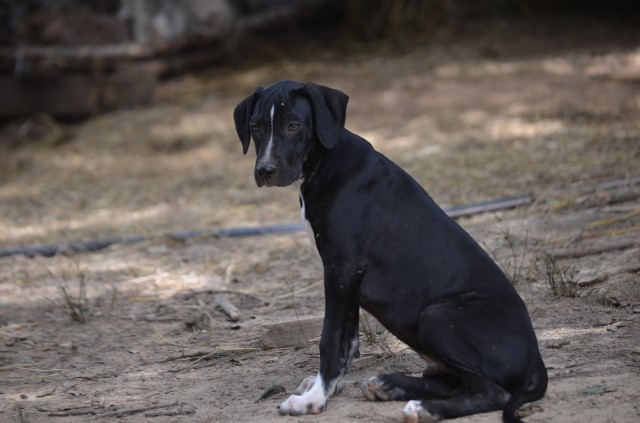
[1,15,640,423]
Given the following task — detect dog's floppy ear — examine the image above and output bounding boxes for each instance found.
[299,82,348,149]
[233,87,263,155]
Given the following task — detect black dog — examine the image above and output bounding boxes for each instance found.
[234,81,547,423]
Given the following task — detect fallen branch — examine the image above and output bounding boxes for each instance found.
[445,195,533,218]
[99,402,182,418]
[144,403,196,417]
[35,405,97,417]
[167,348,259,372]
[214,293,241,322]
[49,408,96,417]
[15,404,27,423]
[152,350,220,364]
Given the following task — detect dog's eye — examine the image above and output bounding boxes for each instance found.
[250,124,261,133]
[287,122,301,132]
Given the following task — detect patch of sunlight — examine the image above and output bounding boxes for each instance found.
[434,61,518,79]
[487,116,566,140]
[538,326,607,342]
[0,203,172,243]
[149,112,220,143]
[541,58,576,76]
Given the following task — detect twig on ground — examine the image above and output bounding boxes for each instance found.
[256,385,287,403]
[270,279,323,303]
[144,403,196,417]
[167,348,259,372]
[151,325,187,348]
[35,405,96,417]
[152,350,219,364]
[99,402,182,418]
[15,404,27,423]
[214,293,241,322]
[0,365,65,373]
[224,260,236,285]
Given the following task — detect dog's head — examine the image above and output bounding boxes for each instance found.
[233,81,348,187]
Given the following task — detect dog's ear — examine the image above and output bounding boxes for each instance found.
[233,87,263,155]
[299,82,348,149]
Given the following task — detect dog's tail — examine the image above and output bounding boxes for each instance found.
[502,355,548,423]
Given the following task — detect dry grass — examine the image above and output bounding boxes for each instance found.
[46,262,91,324]
[538,252,582,298]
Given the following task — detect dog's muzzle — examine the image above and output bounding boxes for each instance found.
[255,163,277,186]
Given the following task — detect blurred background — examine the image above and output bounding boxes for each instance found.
[1,0,639,250]
[1,3,640,421]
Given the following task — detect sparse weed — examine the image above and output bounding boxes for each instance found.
[502,228,530,286]
[538,252,582,298]
[360,312,395,357]
[46,262,91,324]
[285,279,309,345]
[484,226,532,287]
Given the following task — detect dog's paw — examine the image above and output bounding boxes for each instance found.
[362,376,390,401]
[361,376,381,401]
[361,375,407,401]
[402,400,438,423]
[277,375,327,416]
[277,393,326,416]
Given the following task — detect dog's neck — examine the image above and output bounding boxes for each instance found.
[299,140,325,192]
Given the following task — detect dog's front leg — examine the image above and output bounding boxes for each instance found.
[277,266,360,415]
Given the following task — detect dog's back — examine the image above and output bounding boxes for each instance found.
[235,81,546,422]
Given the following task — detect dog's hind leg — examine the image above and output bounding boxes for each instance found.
[401,373,511,422]
[400,298,534,422]
[362,372,462,401]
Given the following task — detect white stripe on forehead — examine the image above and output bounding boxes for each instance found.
[263,104,275,161]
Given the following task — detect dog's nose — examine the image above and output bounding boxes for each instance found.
[256,164,277,177]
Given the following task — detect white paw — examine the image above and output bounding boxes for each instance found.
[277,393,325,415]
[277,374,327,416]
[402,400,437,423]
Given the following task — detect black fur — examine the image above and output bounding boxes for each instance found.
[234,81,547,422]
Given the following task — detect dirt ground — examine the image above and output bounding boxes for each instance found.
[1,14,640,423]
